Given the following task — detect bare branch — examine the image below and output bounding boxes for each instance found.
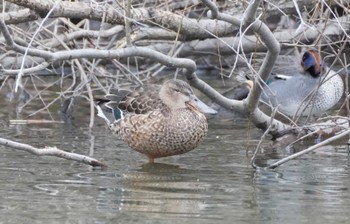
[0,19,196,75]
[1,62,51,75]
[243,1,280,113]
[198,0,286,135]
[0,137,107,168]
[0,9,38,24]
[7,0,126,24]
[42,25,124,49]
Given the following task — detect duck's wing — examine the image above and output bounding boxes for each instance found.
[105,84,164,115]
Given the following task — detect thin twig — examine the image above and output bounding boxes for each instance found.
[75,60,95,129]
[251,107,279,169]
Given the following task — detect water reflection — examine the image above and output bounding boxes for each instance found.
[1,119,349,223]
[95,163,210,219]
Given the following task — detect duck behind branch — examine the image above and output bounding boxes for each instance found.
[261,50,344,117]
[97,79,217,163]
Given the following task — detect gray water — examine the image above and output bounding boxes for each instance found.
[0,85,350,224]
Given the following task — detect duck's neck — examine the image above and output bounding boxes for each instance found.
[306,64,326,78]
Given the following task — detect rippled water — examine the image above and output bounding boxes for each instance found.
[0,82,350,223]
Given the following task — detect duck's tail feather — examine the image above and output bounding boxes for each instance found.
[95,89,131,124]
[96,104,112,124]
[96,101,123,125]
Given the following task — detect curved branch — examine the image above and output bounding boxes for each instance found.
[0,20,53,59]
[1,62,50,75]
[203,0,241,25]
[200,0,284,134]
[51,48,196,74]
[239,0,280,115]
[187,74,246,113]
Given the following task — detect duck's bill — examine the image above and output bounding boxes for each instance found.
[192,97,217,115]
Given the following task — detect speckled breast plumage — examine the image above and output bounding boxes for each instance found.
[263,70,344,116]
[261,51,344,117]
[97,79,211,162]
[110,107,208,159]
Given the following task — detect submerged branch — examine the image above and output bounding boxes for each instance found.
[267,129,350,169]
[0,137,107,168]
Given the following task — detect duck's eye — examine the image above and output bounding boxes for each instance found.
[174,89,180,93]
[302,53,309,61]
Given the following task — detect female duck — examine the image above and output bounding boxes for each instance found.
[97,79,216,163]
[262,50,344,117]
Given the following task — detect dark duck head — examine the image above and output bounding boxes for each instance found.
[301,50,325,78]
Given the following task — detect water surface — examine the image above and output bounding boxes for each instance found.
[0,83,349,224]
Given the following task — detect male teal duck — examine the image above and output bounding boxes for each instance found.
[97,79,217,163]
[261,50,344,117]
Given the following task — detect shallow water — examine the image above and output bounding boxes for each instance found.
[0,82,350,224]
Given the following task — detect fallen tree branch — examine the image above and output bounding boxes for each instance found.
[7,0,125,24]
[0,137,107,168]
[145,14,350,57]
[6,0,238,40]
[0,8,38,24]
[267,129,350,169]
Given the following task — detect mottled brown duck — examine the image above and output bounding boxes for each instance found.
[97,79,217,163]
